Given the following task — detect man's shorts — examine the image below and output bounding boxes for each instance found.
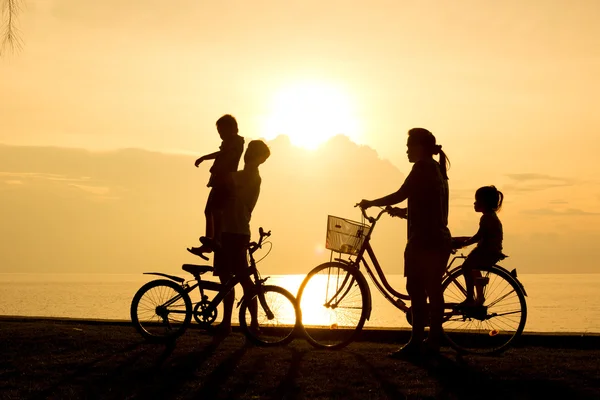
[213,232,250,279]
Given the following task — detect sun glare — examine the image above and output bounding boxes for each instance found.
[263,82,361,150]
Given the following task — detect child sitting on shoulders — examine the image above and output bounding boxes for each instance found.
[188,114,245,257]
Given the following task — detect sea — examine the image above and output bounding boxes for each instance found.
[1,273,599,333]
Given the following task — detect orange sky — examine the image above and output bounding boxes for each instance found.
[2,1,600,274]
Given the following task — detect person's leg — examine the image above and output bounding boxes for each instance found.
[406,273,427,345]
[204,189,216,238]
[424,251,450,352]
[461,254,477,304]
[214,241,233,336]
[390,273,426,359]
[208,185,229,246]
[473,254,499,305]
[219,275,235,333]
[239,275,258,329]
[395,245,426,352]
[232,234,259,330]
[390,245,430,358]
[473,270,486,305]
[188,190,216,256]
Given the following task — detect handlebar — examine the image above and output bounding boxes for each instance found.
[355,204,467,256]
[249,226,271,254]
[354,204,405,224]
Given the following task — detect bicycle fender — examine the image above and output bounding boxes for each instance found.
[143,272,185,284]
[447,265,528,297]
[496,265,528,297]
[482,264,528,296]
[364,285,373,321]
[333,258,354,266]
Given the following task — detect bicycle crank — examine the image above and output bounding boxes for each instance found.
[193,300,218,328]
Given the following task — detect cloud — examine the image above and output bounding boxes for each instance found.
[504,173,577,192]
[0,171,91,183]
[548,199,568,205]
[0,140,406,274]
[521,208,600,216]
[68,183,112,197]
[506,173,570,182]
[0,171,114,199]
[1,142,599,275]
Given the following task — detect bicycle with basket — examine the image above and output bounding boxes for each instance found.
[296,206,528,354]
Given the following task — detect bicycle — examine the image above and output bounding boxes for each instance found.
[297,206,528,354]
[131,227,301,346]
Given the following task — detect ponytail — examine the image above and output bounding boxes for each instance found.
[433,145,450,180]
[496,190,504,211]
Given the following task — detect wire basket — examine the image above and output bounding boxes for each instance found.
[326,215,371,256]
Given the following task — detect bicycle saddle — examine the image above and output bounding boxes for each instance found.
[182,264,214,275]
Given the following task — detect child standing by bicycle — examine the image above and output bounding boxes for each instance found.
[209,140,271,337]
[453,185,506,307]
[188,115,245,257]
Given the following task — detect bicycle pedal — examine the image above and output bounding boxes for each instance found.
[475,277,490,285]
[394,298,406,307]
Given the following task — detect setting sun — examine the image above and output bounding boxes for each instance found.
[262,82,361,150]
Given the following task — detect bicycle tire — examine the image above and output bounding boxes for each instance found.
[131,279,192,341]
[238,285,300,346]
[297,262,370,350]
[441,264,527,355]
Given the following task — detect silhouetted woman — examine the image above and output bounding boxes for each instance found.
[359,128,451,358]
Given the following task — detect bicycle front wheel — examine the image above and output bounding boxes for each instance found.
[239,285,300,346]
[297,262,370,350]
[131,279,192,341]
[442,265,527,355]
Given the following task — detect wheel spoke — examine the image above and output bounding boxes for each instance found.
[442,265,527,354]
[131,280,192,341]
[297,262,369,349]
[239,285,298,346]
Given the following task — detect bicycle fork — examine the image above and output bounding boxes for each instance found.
[236,280,275,320]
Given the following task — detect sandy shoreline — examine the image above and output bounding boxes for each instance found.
[2,314,600,348]
[2,317,600,399]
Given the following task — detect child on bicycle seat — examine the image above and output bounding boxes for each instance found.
[188,115,245,257]
[211,140,271,337]
[453,185,506,307]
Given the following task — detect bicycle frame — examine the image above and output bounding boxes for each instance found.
[144,229,275,321]
[303,208,529,353]
[330,207,481,316]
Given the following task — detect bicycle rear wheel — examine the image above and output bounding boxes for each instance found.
[297,262,370,350]
[442,265,527,355]
[131,279,192,341]
[239,285,300,346]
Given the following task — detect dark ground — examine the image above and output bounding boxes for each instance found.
[1,318,599,399]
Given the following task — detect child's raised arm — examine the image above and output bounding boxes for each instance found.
[195,150,220,167]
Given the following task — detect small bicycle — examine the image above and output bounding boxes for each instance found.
[297,206,528,354]
[131,227,301,346]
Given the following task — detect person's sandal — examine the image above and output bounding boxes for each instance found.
[389,343,422,360]
[199,236,222,252]
[186,246,210,261]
